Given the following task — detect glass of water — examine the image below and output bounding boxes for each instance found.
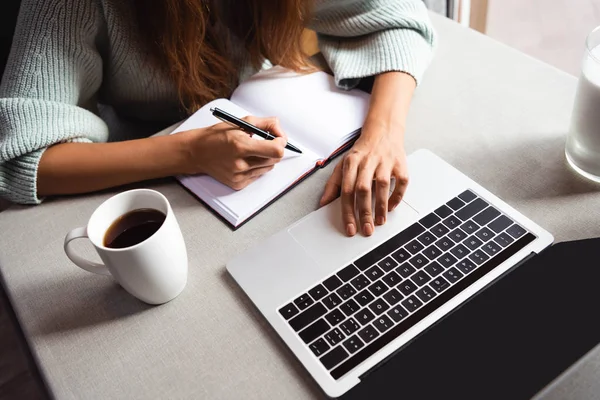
[566,26,600,182]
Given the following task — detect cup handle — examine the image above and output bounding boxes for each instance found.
[64,227,111,276]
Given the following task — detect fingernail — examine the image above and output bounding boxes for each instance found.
[346,223,356,236]
[376,216,385,225]
[363,222,373,236]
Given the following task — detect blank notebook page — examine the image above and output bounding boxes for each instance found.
[231,66,371,158]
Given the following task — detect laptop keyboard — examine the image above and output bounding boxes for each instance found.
[278,190,536,379]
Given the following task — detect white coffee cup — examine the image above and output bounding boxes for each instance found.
[64,189,188,305]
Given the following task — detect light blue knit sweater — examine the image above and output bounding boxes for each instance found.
[0,0,436,204]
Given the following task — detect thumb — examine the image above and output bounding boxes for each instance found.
[243,115,288,141]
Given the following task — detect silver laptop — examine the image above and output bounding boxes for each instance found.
[226,149,553,398]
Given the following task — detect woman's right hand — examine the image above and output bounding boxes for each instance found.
[179,115,288,190]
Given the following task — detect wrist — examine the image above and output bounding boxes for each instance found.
[164,131,197,176]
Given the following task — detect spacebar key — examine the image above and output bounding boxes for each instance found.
[354,223,425,270]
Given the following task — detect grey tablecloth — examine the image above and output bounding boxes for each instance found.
[1,13,599,400]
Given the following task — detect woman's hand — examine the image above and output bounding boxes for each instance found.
[180,115,287,190]
[320,120,409,236]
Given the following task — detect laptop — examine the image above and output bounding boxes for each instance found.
[226,148,554,398]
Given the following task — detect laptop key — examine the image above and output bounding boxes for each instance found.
[290,302,328,331]
[443,267,463,283]
[430,277,450,293]
[456,258,477,274]
[507,223,527,239]
[431,223,450,238]
[405,240,424,255]
[368,298,390,315]
[469,250,490,265]
[294,294,313,310]
[324,309,345,326]
[323,275,343,291]
[310,338,330,357]
[482,241,502,256]
[396,264,416,278]
[382,288,403,305]
[450,243,469,259]
[300,318,331,344]
[354,223,424,270]
[308,284,328,301]
[279,303,299,320]
[381,270,402,287]
[365,265,384,281]
[350,274,370,291]
[368,281,388,297]
[388,304,409,322]
[336,284,357,300]
[419,212,441,228]
[408,254,429,269]
[475,227,495,242]
[320,346,348,370]
[398,280,418,296]
[324,328,345,346]
[443,215,461,229]
[378,257,398,272]
[434,205,453,219]
[438,253,458,269]
[447,197,466,211]
[373,314,394,333]
[463,236,483,251]
[322,293,342,309]
[340,318,360,335]
[416,286,436,303]
[458,189,477,203]
[424,261,445,277]
[456,198,488,221]
[489,215,513,233]
[355,290,375,307]
[494,232,515,248]
[337,264,360,282]
[342,335,365,354]
[411,270,432,286]
[448,228,467,243]
[435,236,455,252]
[460,220,480,234]
[401,295,423,312]
[473,206,501,226]
[357,325,380,343]
[422,244,443,260]
[391,248,411,264]
[339,299,360,316]
[417,231,437,246]
[355,308,376,325]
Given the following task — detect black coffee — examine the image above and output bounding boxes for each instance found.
[104,208,166,249]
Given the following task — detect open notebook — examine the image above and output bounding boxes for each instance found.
[170,66,371,228]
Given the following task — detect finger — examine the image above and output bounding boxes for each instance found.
[389,165,409,211]
[243,115,288,140]
[374,165,392,226]
[341,155,359,237]
[229,165,275,190]
[239,135,287,159]
[245,155,280,169]
[320,162,343,206]
[355,161,377,236]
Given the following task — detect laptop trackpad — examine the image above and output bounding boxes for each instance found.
[288,199,420,270]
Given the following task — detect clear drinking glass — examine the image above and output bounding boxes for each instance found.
[566,26,600,182]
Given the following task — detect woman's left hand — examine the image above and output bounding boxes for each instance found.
[320,120,409,237]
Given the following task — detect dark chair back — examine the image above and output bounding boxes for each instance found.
[0,0,22,79]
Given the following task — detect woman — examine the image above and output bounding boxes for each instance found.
[0,0,436,236]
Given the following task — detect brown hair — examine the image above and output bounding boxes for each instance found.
[134,0,314,114]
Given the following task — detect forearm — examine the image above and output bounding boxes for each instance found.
[361,72,416,144]
[37,134,188,197]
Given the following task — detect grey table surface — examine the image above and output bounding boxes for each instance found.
[1,13,600,400]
